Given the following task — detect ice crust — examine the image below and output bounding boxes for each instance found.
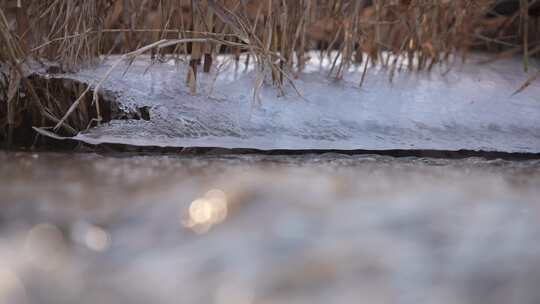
[57,53,540,152]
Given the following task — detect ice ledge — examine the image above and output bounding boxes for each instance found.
[50,53,540,153]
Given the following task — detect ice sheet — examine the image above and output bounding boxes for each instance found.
[55,53,540,152]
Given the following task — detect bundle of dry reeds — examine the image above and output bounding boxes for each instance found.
[3,0,539,74]
[1,0,539,146]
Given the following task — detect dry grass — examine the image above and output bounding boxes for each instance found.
[1,0,539,145]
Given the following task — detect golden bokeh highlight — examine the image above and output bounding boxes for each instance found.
[184,189,229,233]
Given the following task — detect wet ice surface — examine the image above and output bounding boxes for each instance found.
[53,53,540,153]
[1,152,540,303]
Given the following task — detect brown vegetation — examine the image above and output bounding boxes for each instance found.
[1,0,539,147]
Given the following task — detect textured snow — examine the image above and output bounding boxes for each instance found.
[58,53,540,152]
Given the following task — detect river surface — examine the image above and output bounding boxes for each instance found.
[1,152,540,304]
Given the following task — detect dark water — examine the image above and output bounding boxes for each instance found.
[1,152,540,304]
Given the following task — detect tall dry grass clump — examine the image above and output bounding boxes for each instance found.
[1,0,539,146]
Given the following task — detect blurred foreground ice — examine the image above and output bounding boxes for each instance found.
[1,152,540,303]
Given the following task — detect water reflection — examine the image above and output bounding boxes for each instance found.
[71,221,111,252]
[24,224,66,271]
[0,267,27,304]
[84,226,111,252]
[1,153,540,304]
[184,189,229,234]
[214,278,254,304]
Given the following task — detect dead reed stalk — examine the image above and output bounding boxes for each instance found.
[1,0,539,145]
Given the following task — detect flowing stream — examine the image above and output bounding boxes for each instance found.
[1,152,540,304]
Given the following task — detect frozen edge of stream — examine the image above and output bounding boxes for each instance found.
[36,52,540,154]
